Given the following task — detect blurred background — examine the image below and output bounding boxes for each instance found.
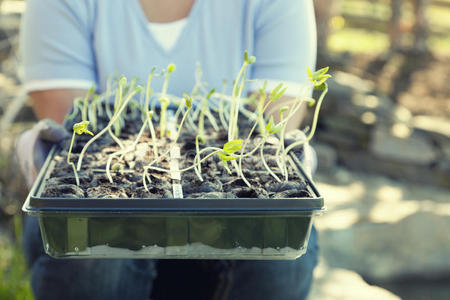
[0,0,448,299]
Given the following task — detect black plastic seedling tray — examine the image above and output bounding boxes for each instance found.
[23,146,324,260]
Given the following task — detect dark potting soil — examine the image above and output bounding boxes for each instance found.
[40,110,310,200]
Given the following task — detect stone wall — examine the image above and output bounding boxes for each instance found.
[311,71,449,188]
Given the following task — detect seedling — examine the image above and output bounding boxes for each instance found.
[143,95,192,191]
[88,94,100,131]
[275,106,290,180]
[198,88,215,137]
[217,139,243,174]
[284,67,331,154]
[82,84,96,122]
[159,64,176,138]
[143,139,243,182]
[67,121,93,186]
[113,76,128,137]
[228,51,256,141]
[76,84,144,171]
[218,80,229,130]
[67,58,331,205]
[194,134,206,180]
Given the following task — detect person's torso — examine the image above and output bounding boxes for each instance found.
[89,0,261,95]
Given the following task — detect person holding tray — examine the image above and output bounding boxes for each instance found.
[17,0,319,299]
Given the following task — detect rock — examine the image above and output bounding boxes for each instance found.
[309,261,401,300]
[412,115,450,138]
[370,125,438,166]
[333,71,375,94]
[319,212,450,281]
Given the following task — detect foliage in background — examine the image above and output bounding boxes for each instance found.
[0,216,34,300]
[328,0,450,55]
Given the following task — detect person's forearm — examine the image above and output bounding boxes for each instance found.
[30,89,88,124]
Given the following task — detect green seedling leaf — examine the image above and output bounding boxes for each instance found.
[280,106,289,114]
[183,93,192,108]
[265,116,282,134]
[160,96,170,108]
[223,139,243,154]
[65,98,83,120]
[167,63,176,73]
[269,83,287,102]
[206,88,216,100]
[135,85,144,93]
[307,97,316,107]
[258,80,268,96]
[217,151,238,162]
[197,135,206,144]
[73,121,94,136]
[307,66,332,88]
[243,50,256,64]
[129,77,139,90]
[88,83,96,94]
[111,162,124,172]
[119,76,127,87]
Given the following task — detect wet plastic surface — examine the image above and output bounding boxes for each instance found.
[23,146,324,260]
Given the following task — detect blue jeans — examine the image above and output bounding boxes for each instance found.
[24,216,319,300]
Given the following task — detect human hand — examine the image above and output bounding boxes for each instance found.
[284,129,317,178]
[16,119,69,188]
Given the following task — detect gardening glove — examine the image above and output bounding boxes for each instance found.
[284,129,317,178]
[16,119,70,189]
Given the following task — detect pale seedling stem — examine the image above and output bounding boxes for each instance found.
[67,131,80,186]
[68,121,94,185]
[284,84,328,154]
[159,64,175,138]
[76,87,141,171]
[82,84,95,122]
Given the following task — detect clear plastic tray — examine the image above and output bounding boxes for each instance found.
[23,147,324,260]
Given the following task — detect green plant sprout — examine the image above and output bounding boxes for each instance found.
[159,64,176,138]
[144,139,243,183]
[194,134,206,180]
[275,106,290,180]
[65,97,83,121]
[105,112,154,183]
[257,81,268,134]
[82,84,96,122]
[104,75,114,120]
[146,110,159,160]
[260,116,283,182]
[198,88,216,137]
[66,84,97,125]
[67,121,93,186]
[190,64,220,133]
[67,59,330,197]
[173,95,196,131]
[76,84,144,171]
[284,67,331,154]
[88,94,100,131]
[236,83,287,187]
[217,139,243,174]
[228,51,256,141]
[113,76,128,137]
[218,80,229,130]
[143,95,192,191]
